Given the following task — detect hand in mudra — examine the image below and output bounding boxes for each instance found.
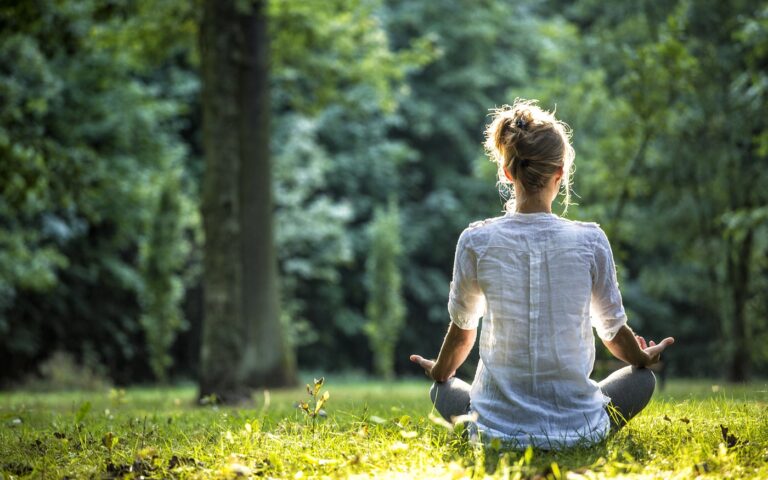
[635,335,674,366]
[409,354,455,382]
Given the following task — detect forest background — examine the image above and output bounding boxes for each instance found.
[1,0,767,390]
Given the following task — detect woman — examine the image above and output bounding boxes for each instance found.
[410,99,674,448]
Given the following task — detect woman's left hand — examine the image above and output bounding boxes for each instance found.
[634,334,674,366]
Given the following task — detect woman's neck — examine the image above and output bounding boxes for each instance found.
[513,181,556,214]
[515,196,552,214]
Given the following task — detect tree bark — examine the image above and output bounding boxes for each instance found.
[199,0,295,403]
[199,0,243,400]
[238,0,296,387]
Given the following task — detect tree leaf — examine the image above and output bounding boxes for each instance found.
[314,391,330,414]
[312,377,324,396]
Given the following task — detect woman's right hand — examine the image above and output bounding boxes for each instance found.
[410,354,436,378]
[635,335,675,366]
[410,354,456,382]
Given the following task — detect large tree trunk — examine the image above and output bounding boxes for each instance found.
[199,0,295,403]
[238,0,295,387]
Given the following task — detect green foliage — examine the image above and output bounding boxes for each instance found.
[139,173,195,382]
[267,0,432,371]
[365,201,406,379]
[273,115,353,348]
[0,381,766,478]
[0,0,198,382]
[1,0,767,381]
[269,0,433,115]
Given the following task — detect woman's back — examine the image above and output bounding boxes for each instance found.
[451,212,626,447]
[412,99,672,449]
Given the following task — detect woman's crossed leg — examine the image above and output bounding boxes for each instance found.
[430,366,656,432]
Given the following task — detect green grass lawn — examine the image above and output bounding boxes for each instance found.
[1,378,766,479]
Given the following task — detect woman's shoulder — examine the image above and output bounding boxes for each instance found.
[455,215,506,251]
[555,217,612,247]
[556,216,601,230]
[467,214,507,230]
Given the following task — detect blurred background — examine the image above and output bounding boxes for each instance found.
[1,0,766,392]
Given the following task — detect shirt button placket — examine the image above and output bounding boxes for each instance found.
[529,251,541,393]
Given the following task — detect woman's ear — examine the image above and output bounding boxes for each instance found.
[503,166,514,182]
[554,166,564,184]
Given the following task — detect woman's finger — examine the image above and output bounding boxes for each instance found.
[652,338,674,351]
[409,354,435,370]
[645,337,675,357]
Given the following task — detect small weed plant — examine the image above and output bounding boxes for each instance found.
[296,377,330,432]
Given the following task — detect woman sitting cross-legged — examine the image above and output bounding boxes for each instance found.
[410,99,674,449]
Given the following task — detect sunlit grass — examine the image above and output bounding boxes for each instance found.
[1,378,766,478]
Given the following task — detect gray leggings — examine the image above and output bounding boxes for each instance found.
[430,365,656,432]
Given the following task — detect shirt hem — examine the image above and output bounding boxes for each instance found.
[471,412,611,449]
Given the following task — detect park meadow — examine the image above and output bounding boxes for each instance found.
[1,379,767,479]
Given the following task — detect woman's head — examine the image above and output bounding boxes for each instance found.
[484,99,575,213]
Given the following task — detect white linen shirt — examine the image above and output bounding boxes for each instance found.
[448,211,627,448]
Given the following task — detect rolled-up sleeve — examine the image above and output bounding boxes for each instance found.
[448,229,485,330]
[590,228,627,340]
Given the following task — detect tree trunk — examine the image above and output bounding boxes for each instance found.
[199,0,243,401]
[238,0,296,387]
[199,0,295,403]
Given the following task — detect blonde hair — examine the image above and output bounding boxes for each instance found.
[484,99,575,214]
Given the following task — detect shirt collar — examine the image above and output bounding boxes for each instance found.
[505,211,558,220]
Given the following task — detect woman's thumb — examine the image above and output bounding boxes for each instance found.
[650,337,675,354]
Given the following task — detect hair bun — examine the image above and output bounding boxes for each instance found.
[483,98,576,213]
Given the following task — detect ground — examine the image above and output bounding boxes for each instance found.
[0,378,766,479]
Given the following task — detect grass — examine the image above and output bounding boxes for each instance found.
[0,377,766,479]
